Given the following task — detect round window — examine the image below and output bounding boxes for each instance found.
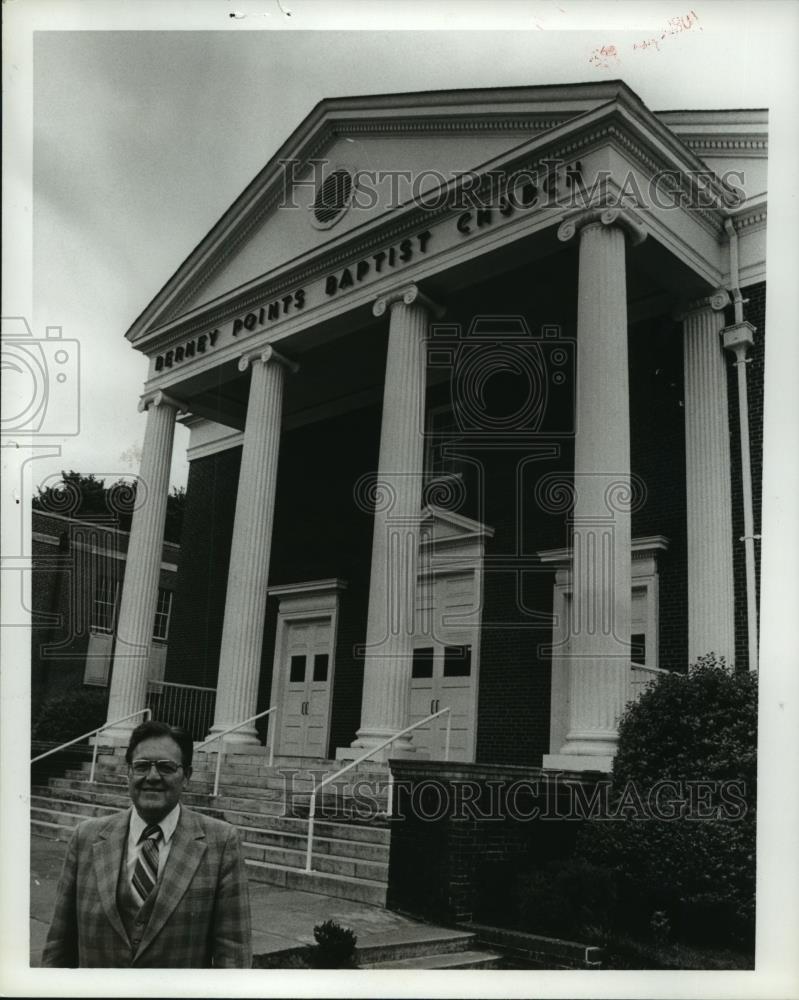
[313,169,353,226]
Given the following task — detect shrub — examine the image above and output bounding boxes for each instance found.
[510,858,617,940]
[577,655,757,951]
[307,920,358,968]
[32,686,109,745]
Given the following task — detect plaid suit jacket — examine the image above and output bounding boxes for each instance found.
[42,806,252,968]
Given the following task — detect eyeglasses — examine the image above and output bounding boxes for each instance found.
[130,759,184,776]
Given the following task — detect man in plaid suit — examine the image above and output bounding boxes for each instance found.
[42,721,252,968]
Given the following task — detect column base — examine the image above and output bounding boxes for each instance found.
[203,726,261,748]
[342,728,419,762]
[542,753,614,773]
[92,726,139,747]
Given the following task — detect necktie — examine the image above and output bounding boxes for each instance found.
[131,823,162,906]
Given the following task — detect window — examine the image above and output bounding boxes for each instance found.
[443,644,472,677]
[425,405,467,481]
[152,588,173,642]
[91,577,118,634]
[313,169,353,226]
[290,655,306,683]
[313,653,329,682]
[412,647,434,679]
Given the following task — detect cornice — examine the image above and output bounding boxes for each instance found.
[732,207,767,233]
[682,135,768,157]
[132,99,735,352]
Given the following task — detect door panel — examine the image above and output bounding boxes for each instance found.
[278,619,333,757]
[410,571,478,761]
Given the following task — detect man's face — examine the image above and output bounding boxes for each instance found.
[127,735,191,824]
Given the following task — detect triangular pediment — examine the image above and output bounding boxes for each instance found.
[127,80,698,346]
[420,504,494,547]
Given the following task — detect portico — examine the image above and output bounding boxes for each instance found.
[103,81,765,772]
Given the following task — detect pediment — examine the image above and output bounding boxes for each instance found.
[420,504,494,549]
[127,81,696,346]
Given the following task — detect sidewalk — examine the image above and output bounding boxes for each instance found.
[30,836,428,966]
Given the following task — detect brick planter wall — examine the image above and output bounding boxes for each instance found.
[387,760,606,925]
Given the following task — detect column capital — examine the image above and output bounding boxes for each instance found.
[373,283,444,320]
[674,289,730,322]
[137,389,187,414]
[237,344,299,375]
[722,320,756,358]
[557,205,647,247]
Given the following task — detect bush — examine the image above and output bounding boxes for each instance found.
[577,655,757,951]
[307,920,358,968]
[32,686,109,745]
[510,858,617,940]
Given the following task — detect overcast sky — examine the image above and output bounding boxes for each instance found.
[4,0,794,495]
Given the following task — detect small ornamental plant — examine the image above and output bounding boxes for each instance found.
[308,920,358,968]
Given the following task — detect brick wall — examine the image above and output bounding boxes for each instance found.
[388,761,595,925]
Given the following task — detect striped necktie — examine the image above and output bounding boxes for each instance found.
[131,823,162,906]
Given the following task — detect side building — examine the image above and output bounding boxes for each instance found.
[31,509,189,735]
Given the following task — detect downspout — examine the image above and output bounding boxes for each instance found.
[722,217,759,672]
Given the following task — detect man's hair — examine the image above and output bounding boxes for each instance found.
[125,720,194,770]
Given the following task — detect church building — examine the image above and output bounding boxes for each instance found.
[98,80,766,774]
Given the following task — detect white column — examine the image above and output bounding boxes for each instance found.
[104,391,183,740]
[347,284,440,759]
[681,292,736,666]
[544,207,646,773]
[208,346,297,744]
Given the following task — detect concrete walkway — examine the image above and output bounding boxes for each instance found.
[30,835,431,966]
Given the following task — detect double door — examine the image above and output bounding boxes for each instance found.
[277,618,333,758]
[409,640,475,760]
[408,570,479,761]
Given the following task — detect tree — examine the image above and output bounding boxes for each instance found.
[33,471,185,543]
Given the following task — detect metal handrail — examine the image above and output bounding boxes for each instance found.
[631,662,669,676]
[30,707,152,783]
[304,706,451,873]
[148,679,216,692]
[195,707,277,797]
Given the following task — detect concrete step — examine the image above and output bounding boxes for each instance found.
[355,929,477,964]
[241,841,388,882]
[204,807,389,843]
[244,858,387,907]
[362,948,504,970]
[31,794,119,818]
[237,824,389,862]
[31,819,76,842]
[85,768,390,803]
[31,802,119,827]
[32,784,131,809]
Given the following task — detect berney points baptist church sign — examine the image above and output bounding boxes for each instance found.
[151,150,746,375]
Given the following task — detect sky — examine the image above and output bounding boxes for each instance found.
[5,0,796,496]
